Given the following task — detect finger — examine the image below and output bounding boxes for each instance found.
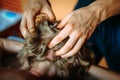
[26,9,40,33]
[48,23,73,48]
[57,13,72,29]
[55,30,82,56]
[20,16,30,38]
[26,15,35,33]
[35,14,49,23]
[61,34,87,58]
[42,6,56,22]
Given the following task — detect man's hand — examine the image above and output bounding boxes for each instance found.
[48,0,119,58]
[20,0,56,39]
[48,6,99,58]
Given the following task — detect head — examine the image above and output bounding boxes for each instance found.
[18,14,94,80]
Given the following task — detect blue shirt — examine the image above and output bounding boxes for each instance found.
[75,0,120,73]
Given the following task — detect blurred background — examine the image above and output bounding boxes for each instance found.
[0,0,107,69]
[0,0,77,40]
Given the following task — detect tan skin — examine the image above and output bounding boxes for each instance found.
[0,39,35,80]
[0,38,57,79]
[20,0,120,58]
[20,0,55,39]
[19,0,120,79]
[0,38,120,79]
[0,38,55,78]
[48,0,120,58]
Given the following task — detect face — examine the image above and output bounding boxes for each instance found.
[29,49,56,78]
[18,20,94,80]
[18,20,59,78]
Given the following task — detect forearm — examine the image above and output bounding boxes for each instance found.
[0,38,24,54]
[88,0,120,22]
[88,65,120,80]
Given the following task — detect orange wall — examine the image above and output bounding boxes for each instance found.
[49,0,78,20]
[21,0,78,20]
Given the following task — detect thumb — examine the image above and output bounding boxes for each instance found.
[42,6,56,22]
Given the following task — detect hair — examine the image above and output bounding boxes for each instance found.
[18,14,94,80]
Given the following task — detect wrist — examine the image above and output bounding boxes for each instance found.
[88,0,120,23]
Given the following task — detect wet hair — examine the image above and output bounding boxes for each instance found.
[18,14,94,80]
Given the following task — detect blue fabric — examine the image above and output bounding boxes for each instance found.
[75,0,120,72]
[87,15,120,72]
[74,0,95,9]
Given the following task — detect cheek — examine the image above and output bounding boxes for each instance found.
[47,64,56,77]
[30,61,52,77]
[45,49,55,61]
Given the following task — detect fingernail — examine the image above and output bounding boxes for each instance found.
[61,55,66,58]
[55,51,63,56]
[50,17,56,22]
[61,56,65,58]
[55,51,59,56]
[49,41,56,48]
[48,43,53,48]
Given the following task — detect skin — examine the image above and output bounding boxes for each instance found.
[20,0,55,39]
[0,38,55,79]
[19,0,120,79]
[0,39,53,79]
[48,0,120,58]
[0,38,120,79]
[20,0,120,58]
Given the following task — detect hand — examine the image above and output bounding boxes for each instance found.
[0,38,23,54]
[48,1,110,58]
[48,0,118,58]
[20,0,56,39]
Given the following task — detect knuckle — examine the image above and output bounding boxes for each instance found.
[68,23,75,28]
[67,52,74,57]
[71,49,78,55]
[68,23,75,31]
[29,8,35,13]
[66,46,72,50]
[50,17,56,21]
[56,36,63,42]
